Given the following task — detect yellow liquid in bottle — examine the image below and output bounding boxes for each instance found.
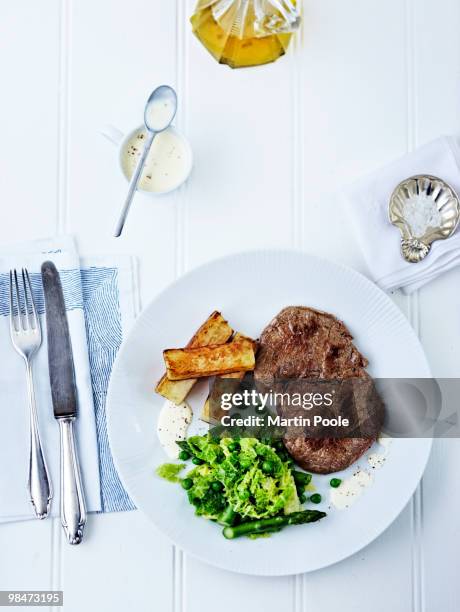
[190,4,294,69]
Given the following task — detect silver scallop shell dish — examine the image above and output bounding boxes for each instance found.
[389,174,460,263]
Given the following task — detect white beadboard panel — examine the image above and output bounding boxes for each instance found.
[61,511,173,612]
[410,0,460,143]
[0,0,60,597]
[303,509,414,612]
[66,0,179,303]
[0,520,54,591]
[418,269,460,377]
[412,2,460,612]
[185,557,294,612]
[0,0,60,242]
[298,0,411,270]
[420,439,460,612]
[414,0,460,377]
[181,0,295,269]
[298,0,409,270]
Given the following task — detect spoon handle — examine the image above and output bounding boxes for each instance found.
[114,130,156,237]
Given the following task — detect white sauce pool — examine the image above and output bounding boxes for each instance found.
[330,469,373,510]
[157,400,192,459]
[330,437,392,510]
[367,453,387,469]
[367,435,392,470]
[121,127,189,193]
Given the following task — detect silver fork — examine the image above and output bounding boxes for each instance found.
[9,268,52,519]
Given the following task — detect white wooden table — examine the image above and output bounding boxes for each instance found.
[1,1,460,610]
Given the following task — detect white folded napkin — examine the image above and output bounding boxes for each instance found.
[0,236,101,521]
[343,135,460,293]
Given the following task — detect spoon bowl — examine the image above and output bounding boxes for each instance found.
[144,85,177,133]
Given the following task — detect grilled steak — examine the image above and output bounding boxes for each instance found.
[254,306,382,474]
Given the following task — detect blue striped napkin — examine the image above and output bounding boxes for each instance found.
[80,262,136,513]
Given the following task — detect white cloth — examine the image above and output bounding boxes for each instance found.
[0,236,101,521]
[343,135,460,293]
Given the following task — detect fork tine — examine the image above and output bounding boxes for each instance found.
[21,268,34,329]
[24,268,38,330]
[9,270,16,333]
[13,269,25,331]
[21,269,31,330]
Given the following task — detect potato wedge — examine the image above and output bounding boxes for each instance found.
[155,311,233,404]
[155,377,198,407]
[164,336,256,381]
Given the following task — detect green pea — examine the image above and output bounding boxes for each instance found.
[211,481,223,492]
[309,493,322,504]
[262,460,274,474]
[293,471,312,486]
[192,457,204,465]
[181,478,193,490]
[178,450,191,461]
[330,478,342,488]
[299,493,307,504]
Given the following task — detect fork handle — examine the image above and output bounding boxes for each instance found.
[26,363,52,519]
[58,417,87,545]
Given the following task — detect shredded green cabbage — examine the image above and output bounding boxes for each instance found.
[158,435,300,521]
[155,463,185,483]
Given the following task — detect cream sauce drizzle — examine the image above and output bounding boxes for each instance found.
[330,469,374,510]
[157,400,192,459]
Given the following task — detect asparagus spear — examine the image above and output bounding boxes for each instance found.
[218,505,239,527]
[222,510,326,539]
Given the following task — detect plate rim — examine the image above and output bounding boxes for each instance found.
[106,248,433,575]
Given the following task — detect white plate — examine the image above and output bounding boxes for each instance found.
[106,250,432,576]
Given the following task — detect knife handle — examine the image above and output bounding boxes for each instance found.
[58,418,87,545]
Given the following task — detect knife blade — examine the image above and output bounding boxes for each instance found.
[41,261,78,418]
[41,261,87,545]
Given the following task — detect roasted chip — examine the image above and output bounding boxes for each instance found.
[164,336,255,381]
[155,311,233,404]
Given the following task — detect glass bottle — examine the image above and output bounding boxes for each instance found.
[190,0,300,69]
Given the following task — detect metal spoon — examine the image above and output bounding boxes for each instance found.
[113,85,178,237]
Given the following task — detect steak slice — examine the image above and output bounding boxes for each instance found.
[282,437,374,475]
[255,306,368,381]
[254,306,380,474]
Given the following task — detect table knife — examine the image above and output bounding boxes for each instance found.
[41,261,87,545]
